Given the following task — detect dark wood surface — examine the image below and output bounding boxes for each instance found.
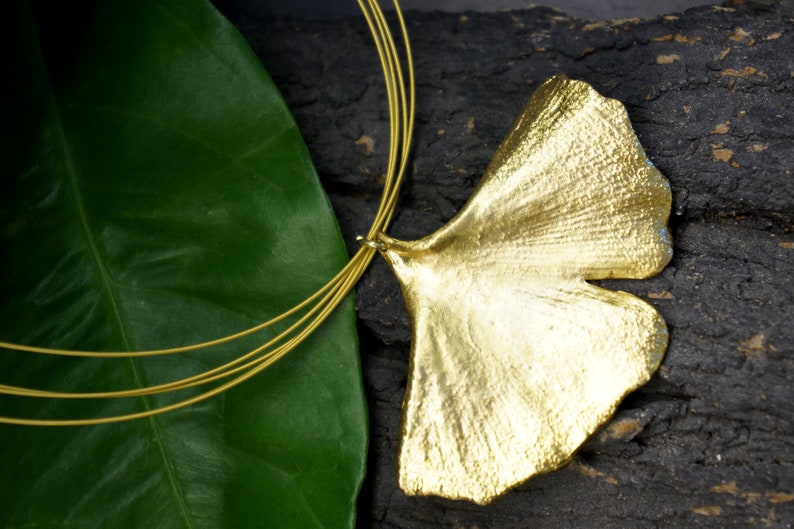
[222,2,794,527]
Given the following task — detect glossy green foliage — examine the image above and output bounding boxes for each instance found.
[0,1,367,527]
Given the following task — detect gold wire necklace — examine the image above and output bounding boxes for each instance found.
[0,0,413,425]
[0,0,672,504]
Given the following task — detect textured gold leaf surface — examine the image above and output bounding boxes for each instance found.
[378,75,673,504]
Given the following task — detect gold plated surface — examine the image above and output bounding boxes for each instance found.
[378,75,673,504]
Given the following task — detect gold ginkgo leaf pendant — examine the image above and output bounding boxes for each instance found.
[376,75,673,504]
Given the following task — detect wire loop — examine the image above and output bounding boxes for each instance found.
[0,0,414,426]
[356,235,388,251]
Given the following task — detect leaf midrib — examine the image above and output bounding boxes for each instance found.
[22,3,196,528]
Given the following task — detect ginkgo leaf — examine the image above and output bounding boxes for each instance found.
[377,74,673,504]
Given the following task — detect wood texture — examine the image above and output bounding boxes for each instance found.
[222,2,793,527]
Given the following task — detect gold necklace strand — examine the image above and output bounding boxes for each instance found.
[0,0,414,426]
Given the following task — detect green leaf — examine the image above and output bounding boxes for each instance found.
[0,1,367,528]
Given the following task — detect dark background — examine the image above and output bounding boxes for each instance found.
[216,0,719,20]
